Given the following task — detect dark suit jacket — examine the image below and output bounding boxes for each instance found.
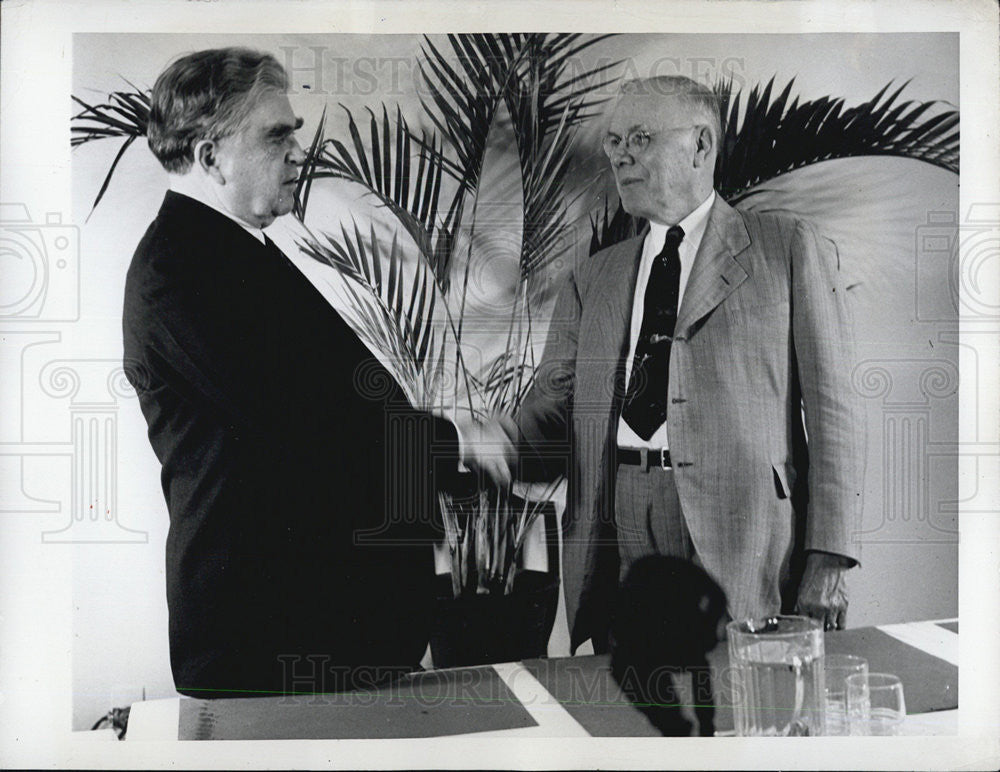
[517,196,865,652]
[123,191,460,697]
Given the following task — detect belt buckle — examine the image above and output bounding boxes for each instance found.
[659,448,670,469]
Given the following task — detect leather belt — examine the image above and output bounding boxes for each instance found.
[617,446,672,470]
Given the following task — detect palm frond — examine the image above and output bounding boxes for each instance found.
[417,34,506,191]
[416,33,616,184]
[71,87,151,217]
[430,34,623,278]
[516,102,579,276]
[292,105,327,221]
[528,33,623,132]
[439,480,561,598]
[503,479,562,594]
[717,76,959,202]
[473,350,537,413]
[71,89,150,145]
[310,104,461,290]
[415,33,626,425]
[297,221,442,403]
[514,35,622,275]
[589,194,643,255]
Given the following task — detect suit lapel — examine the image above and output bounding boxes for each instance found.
[676,197,751,338]
[587,231,646,360]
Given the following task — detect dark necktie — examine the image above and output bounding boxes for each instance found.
[621,225,685,440]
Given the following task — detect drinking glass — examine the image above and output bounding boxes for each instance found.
[823,654,868,735]
[846,672,906,735]
[727,615,826,736]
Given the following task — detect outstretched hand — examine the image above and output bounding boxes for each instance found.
[454,413,518,489]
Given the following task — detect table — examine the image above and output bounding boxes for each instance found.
[126,618,958,740]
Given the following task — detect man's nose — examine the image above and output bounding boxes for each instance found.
[288,137,306,166]
[610,145,634,167]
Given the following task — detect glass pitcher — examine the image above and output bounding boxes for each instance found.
[727,615,826,736]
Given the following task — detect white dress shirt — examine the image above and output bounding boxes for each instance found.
[617,190,715,449]
[168,185,267,244]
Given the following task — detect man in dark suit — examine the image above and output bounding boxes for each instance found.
[123,48,512,697]
[515,76,866,653]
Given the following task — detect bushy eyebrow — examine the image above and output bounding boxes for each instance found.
[266,116,304,138]
[605,124,648,138]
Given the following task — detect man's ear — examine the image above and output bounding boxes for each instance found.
[692,125,715,169]
[193,139,225,184]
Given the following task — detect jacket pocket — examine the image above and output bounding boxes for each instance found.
[771,462,797,500]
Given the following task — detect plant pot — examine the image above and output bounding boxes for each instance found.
[429,570,560,668]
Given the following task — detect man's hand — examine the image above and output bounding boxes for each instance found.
[795,552,852,631]
[454,413,518,489]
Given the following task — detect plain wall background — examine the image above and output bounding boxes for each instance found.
[59,32,958,729]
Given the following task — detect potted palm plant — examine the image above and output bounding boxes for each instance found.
[73,34,957,668]
[294,33,621,666]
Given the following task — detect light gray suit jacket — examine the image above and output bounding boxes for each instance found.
[517,195,866,652]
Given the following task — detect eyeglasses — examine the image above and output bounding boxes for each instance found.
[602,126,698,158]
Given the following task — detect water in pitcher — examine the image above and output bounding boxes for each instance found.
[728,616,826,737]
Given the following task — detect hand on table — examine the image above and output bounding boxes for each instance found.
[453,413,518,489]
[795,551,853,631]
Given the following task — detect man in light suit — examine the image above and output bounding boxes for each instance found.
[515,76,865,654]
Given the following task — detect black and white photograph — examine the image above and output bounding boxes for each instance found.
[1,0,998,769]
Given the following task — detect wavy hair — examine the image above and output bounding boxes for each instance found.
[147,47,288,173]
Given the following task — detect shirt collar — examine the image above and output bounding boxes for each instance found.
[647,190,715,252]
[167,184,267,244]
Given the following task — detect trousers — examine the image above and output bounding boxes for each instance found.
[614,462,696,582]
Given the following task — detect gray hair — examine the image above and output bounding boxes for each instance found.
[147,47,289,173]
[620,76,723,147]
